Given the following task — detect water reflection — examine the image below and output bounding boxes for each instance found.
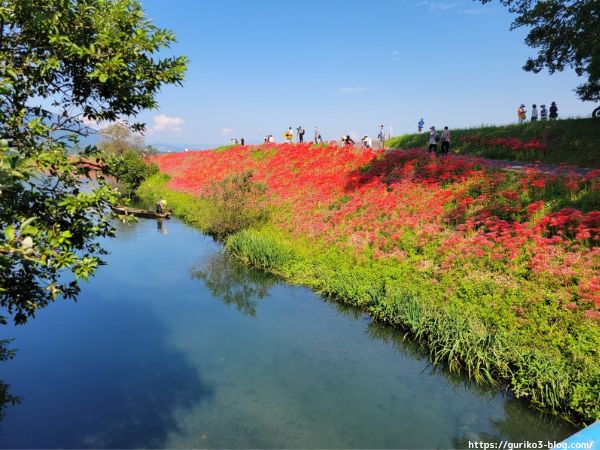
[0,302,214,449]
[0,340,20,423]
[157,219,168,235]
[190,251,277,317]
[0,217,576,448]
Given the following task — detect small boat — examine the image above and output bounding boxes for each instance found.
[112,205,171,219]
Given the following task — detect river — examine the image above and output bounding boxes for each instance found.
[0,217,576,448]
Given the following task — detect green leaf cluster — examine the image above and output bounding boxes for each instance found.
[0,0,187,325]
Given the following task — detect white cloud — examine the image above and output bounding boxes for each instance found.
[339,86,369,94]
[222,127,234,135]
[417,1,459,11]
[81,116,100,129]
[151,114,184,133]
[460,8,484,15]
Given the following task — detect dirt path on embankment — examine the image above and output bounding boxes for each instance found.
[383,147,597,177]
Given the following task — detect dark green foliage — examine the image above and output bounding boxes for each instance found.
[0,0,187,325]
[479,0,600,101]
[190,251,278,317]
[0,340,19,419]
[106,149,159,195]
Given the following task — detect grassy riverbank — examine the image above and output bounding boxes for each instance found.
[139,143,600,424]
[386,118,600,168]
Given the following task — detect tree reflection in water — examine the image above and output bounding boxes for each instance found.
[0,340,20,422]
[190,251,278,317]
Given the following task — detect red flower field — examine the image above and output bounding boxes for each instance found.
[153,143,600,317]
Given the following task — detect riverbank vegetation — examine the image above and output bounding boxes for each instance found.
[139,142,600,424]
[386,118,600,168]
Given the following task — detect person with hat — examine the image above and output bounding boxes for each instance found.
[540,104,548,121]
[155,199,167,214]
[517,104,527,123]
[549,102,558,120]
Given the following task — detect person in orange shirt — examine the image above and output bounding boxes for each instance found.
[517,104,527,123]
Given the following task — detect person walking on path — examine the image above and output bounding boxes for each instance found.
[377,124,385,148]
[440,126,451,155]
[540,104,548,121]
[418,118,425,133]
[428,126,438,154]
[297,126,305,143]
[531,104,538,122]
[517,104,527,123]
[550,101,558,120]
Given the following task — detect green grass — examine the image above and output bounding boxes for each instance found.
[138,173,600,425]
[386,118,600,168]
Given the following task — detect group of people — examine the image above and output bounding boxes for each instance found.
[517,102,558,123]
[340,125,385,149]
[264,125,385,148]
[427,126,451,155]
[276,126,321,144]
[230,137,245,145]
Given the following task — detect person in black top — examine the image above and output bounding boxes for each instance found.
[296,126,305,143]
[549,102,558,120]
[341,135,355,146]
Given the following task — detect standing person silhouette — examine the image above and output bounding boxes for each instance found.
[428,126,438,154]
[297,126,305,143]
[418,118,425,133]
[549,102,558,120]
[314,127,323,144]
[517,104,527,123]
[377,124,385,148]
[440,126,451,155]
[284,127,294,143]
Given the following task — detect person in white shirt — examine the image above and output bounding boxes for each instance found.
[428,126,438,154]
[531,104,538,121]
[361,136,372,149]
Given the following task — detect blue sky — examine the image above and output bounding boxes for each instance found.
[134,0,593,150]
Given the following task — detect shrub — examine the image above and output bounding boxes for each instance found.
[203,170,268,239]
[107,149,159,195]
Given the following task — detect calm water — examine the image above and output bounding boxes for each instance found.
[0,217,576,448]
